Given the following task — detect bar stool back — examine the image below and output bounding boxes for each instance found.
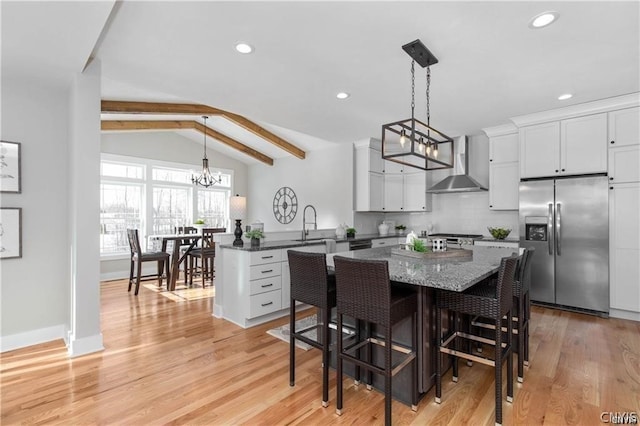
[333,256,418,426]
[287,250,337,408]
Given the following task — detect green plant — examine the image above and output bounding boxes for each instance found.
[244,229,265,239]
[194,218,206,225]
[346,227,356,234]
[487,227,511,240]
[395,224,406,230]
[411,238,429,253]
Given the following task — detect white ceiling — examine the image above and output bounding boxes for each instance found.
[3,1,639,164]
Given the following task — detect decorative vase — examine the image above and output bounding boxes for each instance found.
[251,237,261,247]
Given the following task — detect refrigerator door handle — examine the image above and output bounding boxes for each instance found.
[548,203,554,255]
[556,203,562,256]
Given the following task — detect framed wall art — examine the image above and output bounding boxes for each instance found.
[0,207,22,259]
[0,140,21,193]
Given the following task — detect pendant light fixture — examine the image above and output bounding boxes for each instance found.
[382,39,454,171]
[192,116,222,188]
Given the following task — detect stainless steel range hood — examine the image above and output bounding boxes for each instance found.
[426,136,487,193]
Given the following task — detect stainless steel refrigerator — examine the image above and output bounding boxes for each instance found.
[519,175,609,313]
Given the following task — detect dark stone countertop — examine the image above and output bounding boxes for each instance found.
[327,245,515,292]
[219,239,327,252]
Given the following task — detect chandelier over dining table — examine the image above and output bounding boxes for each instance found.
[381,39,454,171]
[192,115,222,187]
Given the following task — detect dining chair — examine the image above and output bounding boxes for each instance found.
[333,255,418,426]
[287,250,337,408]
[126,229,171,296]
[175,226,198,283]
[435,254,518,426]
[187,228,225,287]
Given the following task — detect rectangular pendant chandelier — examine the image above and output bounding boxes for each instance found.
[381,39,454,171]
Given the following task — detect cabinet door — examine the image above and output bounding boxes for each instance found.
[609,145,640,184]
[384,174,403,211]
[561,113,607,175]
[520,122,560,178]
[384,160,404,173]
[403,172,427,211]
[281,262,290,309]
[609,107,640,147]
[609,182,640,313]
[369,148,384,173]
[370,172,384,211]
[489,162,519,210]
[489,133,518,163]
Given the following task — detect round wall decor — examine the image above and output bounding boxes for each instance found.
[272,186,298,224]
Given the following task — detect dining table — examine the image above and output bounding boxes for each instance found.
[148,233,202,291]
[325,244,517,401]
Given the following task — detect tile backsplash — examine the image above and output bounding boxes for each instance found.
[355,191,519,237]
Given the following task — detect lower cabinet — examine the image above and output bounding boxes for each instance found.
[221,244,326,328]
[474,240,519,249]
[609,182,640,316]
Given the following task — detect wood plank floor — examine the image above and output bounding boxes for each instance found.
[1,279,639,425]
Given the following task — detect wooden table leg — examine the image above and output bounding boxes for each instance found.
[168,241,182,291]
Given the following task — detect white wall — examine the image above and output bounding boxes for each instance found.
[0,77,71,346]
[247,143,353,233]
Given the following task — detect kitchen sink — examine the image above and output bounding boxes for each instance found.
[293,237,326,242]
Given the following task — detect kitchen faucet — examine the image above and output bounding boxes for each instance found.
[302,204,317,241]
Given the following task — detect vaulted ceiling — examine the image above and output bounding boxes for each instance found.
[3,1,639,165]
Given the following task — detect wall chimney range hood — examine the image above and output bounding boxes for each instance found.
[426,136,488,193]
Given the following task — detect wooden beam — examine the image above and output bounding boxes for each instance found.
[101,120,274,166]
[101,100,306,159]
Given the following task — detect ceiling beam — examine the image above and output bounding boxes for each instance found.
[101,100,306,159]
[101,120,274,166]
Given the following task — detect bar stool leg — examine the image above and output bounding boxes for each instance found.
[336,313,344,416]
[289,298,296,388]
[435,305,442,404]
[321,307,330,407]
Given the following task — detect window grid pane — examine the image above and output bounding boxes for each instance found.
[101,161,144,179]
[152,167,193,184]
[197,189,230,228]
[153,186,191,234]
[100,183,143,254]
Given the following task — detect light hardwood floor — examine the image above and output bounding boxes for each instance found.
[2,279,639,425]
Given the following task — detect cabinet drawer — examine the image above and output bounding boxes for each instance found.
[250,276,282,296]
[250,250,282,265]
[250,262,281,280]
[249,290,282,318]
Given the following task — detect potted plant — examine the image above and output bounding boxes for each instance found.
[346,227,356,238]
[245,229,265,247]
[395,224,406,235]
[194,218,206,231]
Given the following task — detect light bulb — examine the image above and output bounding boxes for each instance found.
[433,145,439,158]
[426,143,432,156]
[399,130,407,147]
[418,141,424,153]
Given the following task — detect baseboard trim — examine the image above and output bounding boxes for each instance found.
[0,324,67,353]
[67,333,104,357]
[609,308,640,322]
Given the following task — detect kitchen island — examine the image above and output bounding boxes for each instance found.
[217,240,515,401]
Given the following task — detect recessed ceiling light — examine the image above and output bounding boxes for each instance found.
[529,11,559,29]
[336,92,350,100]
[235,42,253,54]
[558,93,573,101]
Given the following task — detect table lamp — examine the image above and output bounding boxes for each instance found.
[229,194,247,246]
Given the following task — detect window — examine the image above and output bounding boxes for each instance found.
[100,155,233,256]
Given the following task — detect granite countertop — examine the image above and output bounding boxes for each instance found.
[478,237,520,243]
[334,233,403,243]
[327,245,515,292]
[219,239,327,251]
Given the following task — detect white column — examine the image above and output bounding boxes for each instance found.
[67,58,103,357]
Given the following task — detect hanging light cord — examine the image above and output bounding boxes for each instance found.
[202,116,209,159]
[426,66,431,127]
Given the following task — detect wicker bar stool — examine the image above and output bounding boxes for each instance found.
[287,250,337,408]
[471,248,535,383]
[333,256,418,426]
[435,255,518,426]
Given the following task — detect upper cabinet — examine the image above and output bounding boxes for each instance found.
[484,125,519,210]
[519,113,607,179]
[609,107,640,148]
[353,138,431,212]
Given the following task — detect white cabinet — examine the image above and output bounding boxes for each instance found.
[486,129,519,210]
[609,107,640,147]
[354,141,384,211]
[609,183,640,315]
[519,113,607,178]
[354,138,431,212]
[608,107,640,317]
[371,238,396,248]
[609,145,640,184]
